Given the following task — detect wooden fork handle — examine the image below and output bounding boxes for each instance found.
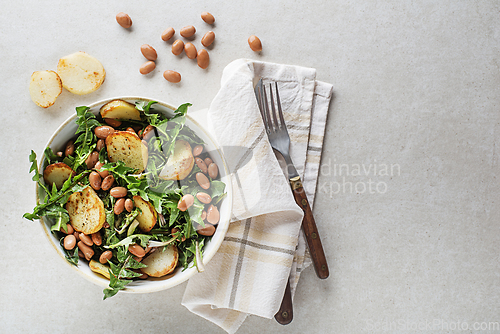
[274,279,293,325]
[290,176,329,279]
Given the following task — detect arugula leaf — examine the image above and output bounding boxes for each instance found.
[28,150,41,182]
[72,106,100,172]
[44,147,60,166]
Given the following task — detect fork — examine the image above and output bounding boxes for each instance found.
[256,80,329,280]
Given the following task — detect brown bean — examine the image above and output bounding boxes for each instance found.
[184,42,197,59]
[124,198,134,212]
[101,175,115,191]
[78,250,85,258]
[104,118,122,127]
[201,12,215,24]
[96,139,105,152]
[196,192,212,204]
[89,171,102,190]
[163,70,181,83]
[140,44,157,61]
[193,145,203,156]
[94,161,109,178]
[248,35,262,52]
[161,27,175,41]
[207,204,220,225]
[94,126,115,139]
[91,232,102,246]
[73,231,80,242]
[140,61,156,75]
[180,25,196,38]
[196,172,210,189]
[204,157,213,166]
[56,151,63,157]
[195,157,208,174]
[78,241,94,261]
[197,223,215,236]
[80,233,94,246]
[85,151,99,169]
[208,162,219,179]
[110,186,127,198]
[126,127,136,133]
[177,194,195,211]
[65,140,75,157]
[116,12,132,28]
[99,250,112,264]
[103,222,110,229]
[133,256,143,262]
[201,31,215,47]
[63,234,76,250]
[197,49,210,69]
[128,244,146,257]
[171,40,184,55]
[201,210,207,221]
[114,198,126,214]
[61,223,74,234]
[142,125,155,140]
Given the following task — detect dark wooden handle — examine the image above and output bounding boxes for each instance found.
[290,178,329,279]
[274,279,293,325]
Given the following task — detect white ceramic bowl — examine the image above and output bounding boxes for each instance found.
[37,97,232,293]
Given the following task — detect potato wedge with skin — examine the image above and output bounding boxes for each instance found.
[100,100,141,121]
[29,70,62,108]
[56,51,105,95]
[159,140,194,180]
[133,196,157,232]
[106,131,148,172]
[89,260,110,279]
[43,162,75,189]
[140,245,178,277]
[66,186,106,235]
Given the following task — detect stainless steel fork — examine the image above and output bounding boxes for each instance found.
[255,79,329,280]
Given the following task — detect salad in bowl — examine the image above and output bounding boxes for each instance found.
[24,97,231,299]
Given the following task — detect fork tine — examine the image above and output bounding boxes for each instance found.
[262,84,273,131]
[269,83,280,130]
[256,84,267,129]
[275,82,286,130]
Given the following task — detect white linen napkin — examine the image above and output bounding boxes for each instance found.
[182,59,333,333]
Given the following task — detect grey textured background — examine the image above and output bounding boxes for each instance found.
[1,1,498,333]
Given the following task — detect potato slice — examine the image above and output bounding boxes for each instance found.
[56,51,105,95]
[159,140,194,180]
[66,186,106,234]
[133,195,157,232]
[100,100,141,121]
[43,162,75,189]
[140,245,178,277]
[106,131,148,172]
[29,70,62,108]
[89,260,110,279]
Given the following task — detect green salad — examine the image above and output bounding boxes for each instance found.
[24,100,226,299]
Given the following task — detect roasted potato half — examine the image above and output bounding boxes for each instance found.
[29,70,62,108]
[100,100,141,121]
[66,186,106,235]
[89,260,111,279]
[106,131,148,172]
[56,51,105,95]
[140,245,178,277]
[159,140,194,180]
[133,195,157,232]
[43,162,75,189]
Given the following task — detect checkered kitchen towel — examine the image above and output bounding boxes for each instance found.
[182,59,333,333]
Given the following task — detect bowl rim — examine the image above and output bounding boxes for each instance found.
[37,96,232,293]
